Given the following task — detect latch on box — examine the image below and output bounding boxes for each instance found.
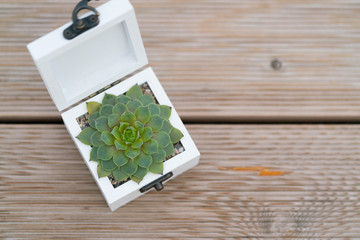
[63,0,100,40]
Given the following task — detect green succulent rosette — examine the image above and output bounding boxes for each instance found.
[76,84,184,184]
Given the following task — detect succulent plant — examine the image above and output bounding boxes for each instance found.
[76,84,184,184]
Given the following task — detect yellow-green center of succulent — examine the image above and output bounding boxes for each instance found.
[122,126,138,143]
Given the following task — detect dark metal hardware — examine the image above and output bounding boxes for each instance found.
[139,172,173,193]
[63,0,100,40]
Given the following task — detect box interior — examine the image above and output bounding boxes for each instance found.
[49,22,136,102]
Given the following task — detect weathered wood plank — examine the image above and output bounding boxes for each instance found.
[1,0,360,122]
[1,124,360,238]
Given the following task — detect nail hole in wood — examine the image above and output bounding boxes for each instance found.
[271,59,282,71]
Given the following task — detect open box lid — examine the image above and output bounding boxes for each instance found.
[27,0,148,112]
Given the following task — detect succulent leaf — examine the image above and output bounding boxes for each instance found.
[147,115,164,132]
[101,131,115,146]
[153,131,171,148]
[135,106,151,123]
[90,147,100,162]
[127,99,143,113]
[97,164,111,178]
[119,122,129,133]
[113,168,128,182]
[121,159,138,176]
[95,116,111,132]
[152,148,166,163]
[87,102,102,114]
[116,95,131,104]
[97,144,116,160]
[130,175,143,184]
[114,139,127,150]
[89,112,100,128]
[100,104,114,117]
[149,162,164,174]
[120,111,136,124]
[170,127,184,144]
[138,95,155,106]
[81,84,184,184]
[160,120,173,134]
[132,167,148,183]
[108,113,121,129]
[134,121,145,133]
[159,105,172,120]
[148,103,160,115]
[101,159,117,171]
[142,127,153,142]
[125,147,140,159]
[142,139,159,155]
[135,151,152,169]
[163,143,175,157]
[132,139,143,148]
[126,84,143,99]
[113,151,128,167]
[111,126,121,140]
[90,131,102,147]
[112,103,127,115]
[77,127,97,145]
[102,93,117,105]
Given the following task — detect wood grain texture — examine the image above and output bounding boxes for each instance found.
[1,0,360,122]
[1,124,359,239]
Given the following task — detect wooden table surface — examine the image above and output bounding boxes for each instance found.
[1,0,360,239]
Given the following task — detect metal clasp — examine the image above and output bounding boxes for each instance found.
[140,172,174,193]
[63,0,100,40]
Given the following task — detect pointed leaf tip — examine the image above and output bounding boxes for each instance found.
[113,168,128,182]
[116,95,131,105]
[170,127,184,143]
[126,84,143,99]
[97,163,111,178]
[138,94,155,106]
[86,102,102,114]
[159,105,172,120]
[149,162,164,175]
[132,167,148,183]
[102,93,117,105]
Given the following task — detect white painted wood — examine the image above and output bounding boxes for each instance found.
[61,67,200,211]
[27,0,148,111]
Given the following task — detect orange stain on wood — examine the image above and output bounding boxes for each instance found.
[218,166,287,176]
[258,169,286,176]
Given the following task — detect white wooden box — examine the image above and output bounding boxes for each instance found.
[27,0,200,211]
